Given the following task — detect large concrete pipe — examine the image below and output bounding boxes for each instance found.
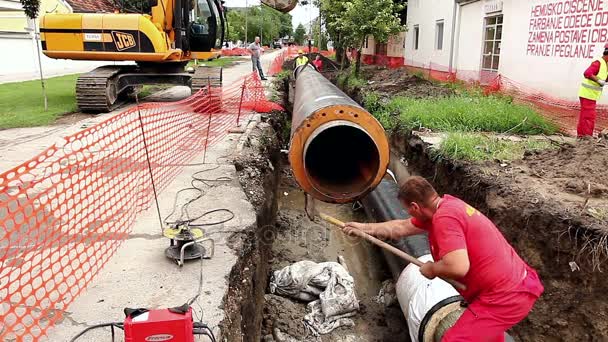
[289,65,389,203]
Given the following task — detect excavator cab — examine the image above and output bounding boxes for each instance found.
[189,0,225,52]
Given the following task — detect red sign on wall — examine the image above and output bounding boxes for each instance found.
[527,0,608,58]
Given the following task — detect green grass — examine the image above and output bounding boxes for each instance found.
[275,70,291,82]
[188,56,242,68]
[337,70,366,92]
[371,95,558,135]
[0,74,79,129]
[437,133,553,161]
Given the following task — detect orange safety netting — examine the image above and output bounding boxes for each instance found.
[221,48,250,56]
[268,46,323,76]
[0,72,281,341]
[354,55,607,135]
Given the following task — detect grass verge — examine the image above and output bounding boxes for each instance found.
[0,74,79,129]
[188,56,243,68]
[436,133,553,161]
[367,93,558,135]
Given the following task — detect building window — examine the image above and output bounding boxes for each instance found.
[365,36,369,49]
[436,20,444,50]
[482,15,503,71]
[413,25,419,50]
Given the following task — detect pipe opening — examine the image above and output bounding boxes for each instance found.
[304,122,380,199]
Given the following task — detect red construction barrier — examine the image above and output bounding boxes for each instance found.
[0,72,281,341]
[221,48,250,56]
[402,60,608,135]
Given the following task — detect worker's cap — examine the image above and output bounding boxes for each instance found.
[298,49,304,54]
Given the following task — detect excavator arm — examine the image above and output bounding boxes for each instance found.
[260,0,299,12]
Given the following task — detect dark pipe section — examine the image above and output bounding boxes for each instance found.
[305,125,381,196]
[361,178,430,279]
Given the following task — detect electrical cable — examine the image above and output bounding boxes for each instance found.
[69,323,124,342]
[135,93,165,232]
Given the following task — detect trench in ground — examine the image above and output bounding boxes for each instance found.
[259,163,409,341]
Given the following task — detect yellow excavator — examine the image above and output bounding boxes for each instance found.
[39,0,298,112]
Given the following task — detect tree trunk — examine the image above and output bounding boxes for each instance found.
[355,47,362,76]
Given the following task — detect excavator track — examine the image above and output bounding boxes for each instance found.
[76,66,131,113]
[191,66,223,94]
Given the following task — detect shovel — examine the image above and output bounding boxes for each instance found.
[319,212,467,291]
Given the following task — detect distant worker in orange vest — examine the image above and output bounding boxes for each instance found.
[313,55,323,71]
[577,42,608,137]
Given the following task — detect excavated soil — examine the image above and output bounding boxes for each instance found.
[396,134,608,341]
[361,66,454,99]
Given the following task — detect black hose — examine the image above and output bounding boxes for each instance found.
[69,322,124,342]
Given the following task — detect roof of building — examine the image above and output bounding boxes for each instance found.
[65,0,116,13]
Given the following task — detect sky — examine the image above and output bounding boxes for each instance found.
[224,0,319,29]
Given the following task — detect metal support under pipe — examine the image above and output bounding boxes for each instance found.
[289,65,390,203]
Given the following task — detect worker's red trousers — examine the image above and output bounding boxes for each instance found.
[577,97,597,137]
[442,267,544,342]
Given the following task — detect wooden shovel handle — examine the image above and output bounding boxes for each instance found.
[319,213,467,291]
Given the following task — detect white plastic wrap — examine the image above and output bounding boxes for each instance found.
[395,254,460,342]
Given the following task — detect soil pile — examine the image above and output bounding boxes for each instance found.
[361,66,454,98]
[510,139,608,227]
[398,134,608,341]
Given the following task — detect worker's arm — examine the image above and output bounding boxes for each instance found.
[584,61,605,85]
[419,249,470,280]
[343,219,424,240]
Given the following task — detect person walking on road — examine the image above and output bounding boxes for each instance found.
[248,36,267,80]
[295,50,309,68]
[343,176,544,342]
[577,42,608,137]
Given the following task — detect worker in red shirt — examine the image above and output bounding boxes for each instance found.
[312,55,323,71]
[577,43,608,137]
[344,176,543,341]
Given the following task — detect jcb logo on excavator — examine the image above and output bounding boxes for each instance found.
[111,31,136,51]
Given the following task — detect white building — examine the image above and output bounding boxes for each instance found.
[404,0,608,105]
[0,0,117,84]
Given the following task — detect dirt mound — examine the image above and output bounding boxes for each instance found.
[362,66,454,98]
[398,134,608,341]
[506,139,608,229]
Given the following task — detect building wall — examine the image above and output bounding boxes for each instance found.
[404,0,456,71]
[454,1,485,81]
[387,32,406,57]
[0,0,109,83]
[362,35,376,56]
[500,0,608,104]
[406,0,608,104]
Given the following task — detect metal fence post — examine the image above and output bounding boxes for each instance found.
[236,79,247,126]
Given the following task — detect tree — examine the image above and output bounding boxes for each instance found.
[20,0,48,111]
[317,0,405,73]
[311,17,328,51]
[226,6,292,45]
[294,24,306,45]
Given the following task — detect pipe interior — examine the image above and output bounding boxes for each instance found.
[304,125,380,198]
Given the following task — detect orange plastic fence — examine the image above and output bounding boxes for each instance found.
[221,48,250,56]
[268,46,324,76]
[0,72,281,341]
[350,54,605,135]
[401,60,608,134]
